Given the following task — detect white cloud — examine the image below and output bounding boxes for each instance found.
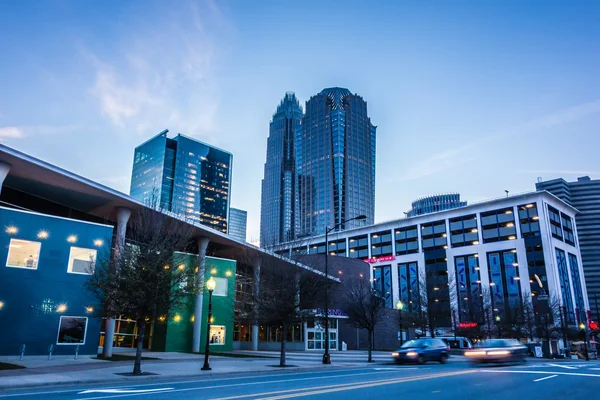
[0,127,24,139]
[85,1,224,141]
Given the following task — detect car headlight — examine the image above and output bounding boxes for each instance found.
[486,350,510,356]
[406,351,418,357]
[465,351,486,357]
[392,352,399,356]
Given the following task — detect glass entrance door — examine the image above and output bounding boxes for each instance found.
[305,319,338,351]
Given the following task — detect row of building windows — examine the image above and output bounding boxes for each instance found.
[275,202,577,258]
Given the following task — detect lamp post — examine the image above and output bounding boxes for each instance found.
[323,214,367,365]
[579,323,589,361]
[495,315,501,338]
[201,277,217,371]
[396,300,404,346]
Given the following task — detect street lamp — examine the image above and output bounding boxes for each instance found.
[579,323,589,361]
[323,214,367,365]
[396,300,404,346]
[201,277,217,371]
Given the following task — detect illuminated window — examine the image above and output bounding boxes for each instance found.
[67,247,97,275]
[212,277,228,296]
[6,239,41,269]
[209,325,225,345]
[56,316,88,345]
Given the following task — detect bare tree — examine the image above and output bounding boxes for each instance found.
[340,277,387,362]
[87,207,198,375]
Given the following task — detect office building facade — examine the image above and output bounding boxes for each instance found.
[130,130,233,233]
[271,191,590,334]
[407,193,467,217]
[260,93,303,247]
[296,87,376,238]
[228,207,248,242]
[537,176,600,321]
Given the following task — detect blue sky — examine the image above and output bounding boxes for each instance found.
[1,0,599,243]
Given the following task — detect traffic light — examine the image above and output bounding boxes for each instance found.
[590,321,598,330]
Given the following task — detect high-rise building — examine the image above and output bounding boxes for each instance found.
[296,87,376,238]
[130,130,232,233]
[536,176,600,321]
[260,93,303,247]
[229,207,247,242]
[407,193,467,217]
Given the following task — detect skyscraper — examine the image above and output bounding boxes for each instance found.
[130,130,232,233]
[296,87,376,238]
[536,176,600,321]
[260,92,303,247]
[228,207,247,242]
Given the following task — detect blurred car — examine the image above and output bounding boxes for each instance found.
[391,338,450,364]
[465,339,528,363]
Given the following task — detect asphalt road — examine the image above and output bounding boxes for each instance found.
[2,360,600,400]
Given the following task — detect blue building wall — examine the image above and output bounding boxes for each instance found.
[0,207,113,356]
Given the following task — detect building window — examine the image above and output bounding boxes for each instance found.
[67,247,97,275]
[548,206,563,241]
[328,239,347,256]
[568,254,585,324]
[480,208,517,243]
[561,213,575,246]
[524,236,548,316]
[421,220,447,250]
[373,265,392,308]
[209,325,225,345]
[309,242,326,255]
[518,203,540,238]
[487,250,521,321]
[348,235,368,259]
[6,239,42,270]
[449,214,479,247]
[371,230,393,257]
[556,249,574,324]
[56,316,88,345]
[454,255,482,323]
[398,262,419,313]
[212,277,228,297]
[292,246,307,256]
[395,225,419,255]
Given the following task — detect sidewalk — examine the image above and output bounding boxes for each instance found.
[0,352,363,390]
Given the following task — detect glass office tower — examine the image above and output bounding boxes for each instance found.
[130,130,232,233]
[296,87,376,238]
[260,93,303,247]
[228,207,247,242]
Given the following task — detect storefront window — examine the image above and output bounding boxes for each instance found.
[210,325,225,345]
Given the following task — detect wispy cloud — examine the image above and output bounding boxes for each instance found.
[0,127,24,139]
[519,169,600,176]
[84,1,225,141]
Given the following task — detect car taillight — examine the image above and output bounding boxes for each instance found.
[446,347,451,352]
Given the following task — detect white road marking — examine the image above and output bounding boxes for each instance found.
[533,375,558,382]
[79,388,173,394]
[547,363,577,370]
[374,368,417,371]
[481,369,600,378]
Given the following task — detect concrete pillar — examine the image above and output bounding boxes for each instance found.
[252,260,261,351]
[102,207,132,358]
[0,161,11,196]
[192,237,210,353]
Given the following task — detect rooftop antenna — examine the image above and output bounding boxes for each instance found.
[505,190,509,198]
[537,177,542,183]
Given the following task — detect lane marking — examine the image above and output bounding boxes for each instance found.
[74,369,429,400]
[79,389,173,394]
[547,363,577,370]
[0,368,389,398]
[254,370,477,400]
[534,375,558,382]
[374,367,417,371]
[432,390,441,393]
[480,369,600,378]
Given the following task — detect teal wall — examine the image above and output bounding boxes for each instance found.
[0,206,113,355]
[159,255,237,353]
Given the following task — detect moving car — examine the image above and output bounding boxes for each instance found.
[392,338,450,364]
[465,339,528,363]
[438,336,473,350]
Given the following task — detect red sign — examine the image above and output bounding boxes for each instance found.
[590,321,598,330]
[365,255,396,264]
[458,322,478,329]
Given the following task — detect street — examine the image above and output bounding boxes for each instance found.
[2,360,600,400]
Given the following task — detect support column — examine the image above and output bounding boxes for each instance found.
[252,260,261,351]
[0,161,11,196]
[103,207,132,358]
[192,237,210,353]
